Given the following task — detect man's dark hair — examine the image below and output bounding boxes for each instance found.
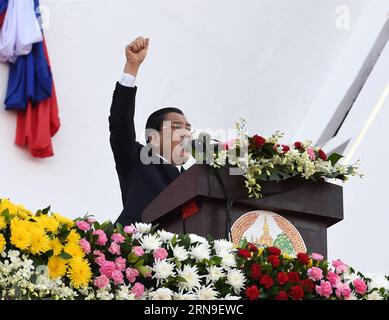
[145,107,184,142]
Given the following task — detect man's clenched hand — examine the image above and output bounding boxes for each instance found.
[124,36,149,76]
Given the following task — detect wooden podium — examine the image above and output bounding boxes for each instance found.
[142,165,343,256]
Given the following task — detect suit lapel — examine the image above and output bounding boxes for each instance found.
[149,152,180,181]
[161,163,180,181]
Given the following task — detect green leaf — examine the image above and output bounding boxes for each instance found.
[137,266,151,278]
[59,252,72,260]
[327,153,343,166]
[128,252,139,264]
[42,206,51,215]
[134,259,144,268]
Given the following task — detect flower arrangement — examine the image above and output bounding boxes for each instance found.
[209,120,362,198]
[236,240,388,300]
[1,198,388,300]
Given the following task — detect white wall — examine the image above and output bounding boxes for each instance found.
[0,0,387,272]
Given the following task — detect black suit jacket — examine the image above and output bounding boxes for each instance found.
[109,82,181,225]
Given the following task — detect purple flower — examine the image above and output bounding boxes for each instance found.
[114,257,126,272]
[311,253,324,261]
[93,230,108,246]
[111,270,124,285]
[153,248,168,261]
[76,220,91,231]
[79,238,91,254]
[94,274,110,289]
[315,280,333,298]
[131,282,145,298]
[353,278,367,295]
[132,246,144,257]
[124,225,137,235]
[108,242,121,255]
[111,233,125,244]
[125,268,139,283]
[307,267,324,281]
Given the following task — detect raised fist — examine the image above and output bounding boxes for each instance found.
[125,36,149,66]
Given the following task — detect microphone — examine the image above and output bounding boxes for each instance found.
[191,132,219,164]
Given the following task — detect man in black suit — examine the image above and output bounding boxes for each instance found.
[109,36,193,226]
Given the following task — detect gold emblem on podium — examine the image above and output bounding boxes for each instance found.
[231,210,307,256]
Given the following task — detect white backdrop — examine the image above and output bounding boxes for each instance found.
[0,0,388,273]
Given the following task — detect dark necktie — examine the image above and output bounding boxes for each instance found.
[180,166,185,174]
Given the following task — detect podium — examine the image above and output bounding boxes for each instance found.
[142,165,343,256]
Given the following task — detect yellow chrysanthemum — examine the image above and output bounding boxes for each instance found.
[63,241,84,259]
[16,205,33,219]
[53,213,75,228]
[0,216,6,230]
[0,198,19,215]
[47,255,68,279]
[35,215,60,233]
[10,218,31,250]
[66,229,81,244]
[68,257,92,289]
[29,225,51,255]
[51,237,63,256]
[0,233,6,252]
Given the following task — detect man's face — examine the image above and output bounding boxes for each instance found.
[158,112,192,165]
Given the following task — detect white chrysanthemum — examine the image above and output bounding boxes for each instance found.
[213,239,234,255]
[115,285,136,300]
[221,252,237,269]
[157,230,175,242]
[172,245,189,262]
[226,269,246,294]
[365,273,389,291]
[314,159,333,175]
[190,243,211,261]
[341,271,359,284]
[153,259,175,282]
[173,292,196,300]
[189,234,208,245]
[177,265,202,292]
[135,222,152,234]
[206,266,225,284]
[367,291,384,300]
[195,285,219,300]
[148,287,173,300]
[223,294,241,300]
[140,234,163,251]
[96,288,115,300]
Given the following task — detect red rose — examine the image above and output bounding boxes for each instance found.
[294,141,303,150]
[237,249,251,259]
[247,243,258,252]
[297,252,310,265]
[252,135,266,148]
[318,149,327,161]
[259,274,274,289]
[288,272,300,283]
[282,145,290,153]
[275,291,288,300]
[277,272,289,285]
[267,255,280,268]
[267,247,281,256]
[245,285,260,301]
[300,279,314,293]
[250,263,262,279]
[289,285,305,300]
